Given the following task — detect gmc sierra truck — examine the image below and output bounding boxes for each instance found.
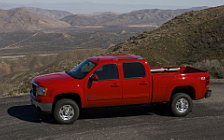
[30,55,211,124]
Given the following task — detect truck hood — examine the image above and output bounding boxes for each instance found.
[33,72,77,87]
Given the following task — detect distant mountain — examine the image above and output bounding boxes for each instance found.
[0,2,209,13]
[61,12,118,26]
[108,6,224,77]
[62,7,207,27]
[24,7,73,20]
[0,7,207,32]
[0,8,70,32]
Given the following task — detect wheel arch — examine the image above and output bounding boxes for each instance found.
[53,93,82,110]
[170,86,196,100]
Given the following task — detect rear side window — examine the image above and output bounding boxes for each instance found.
[123,62,146,79]
[94,64,119,81]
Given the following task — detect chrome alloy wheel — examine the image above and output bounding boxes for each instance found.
[176,98,189,113]
[59,105,74,121]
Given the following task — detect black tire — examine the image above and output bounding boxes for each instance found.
[53,99,80,124]
[170,93,193,117]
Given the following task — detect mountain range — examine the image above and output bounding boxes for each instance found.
[61,7,207,27]
[0,2,209,13]
[24,7,73,20]
[0,7,207,32]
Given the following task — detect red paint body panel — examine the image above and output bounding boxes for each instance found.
[31,55,210,109]
[121,60,151,105]
[33,72,85,105]
[85,79,123,107]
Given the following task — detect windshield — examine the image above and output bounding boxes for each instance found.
[67,60,96,80]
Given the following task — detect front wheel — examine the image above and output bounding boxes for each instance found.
[170,93,193,117]
[53,99,80,124]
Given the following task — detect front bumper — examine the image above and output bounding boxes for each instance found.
[30,93,52,114]
[205,90,212,98]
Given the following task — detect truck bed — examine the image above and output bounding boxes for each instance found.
[150,66,209,102]
[151,66,205,75]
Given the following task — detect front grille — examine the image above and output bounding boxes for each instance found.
[32,83,37,97]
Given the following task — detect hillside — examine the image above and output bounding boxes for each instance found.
[108,6,224,78]
[0,8,70,32]
[61,7,206,27]
[0,48,104,97]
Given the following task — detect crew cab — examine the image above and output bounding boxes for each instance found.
[30,55,211,124]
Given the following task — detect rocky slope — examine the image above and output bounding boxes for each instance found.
[107,6,224,77]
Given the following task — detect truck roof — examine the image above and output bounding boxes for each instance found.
[88,54,143,63]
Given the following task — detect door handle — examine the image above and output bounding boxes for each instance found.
[139,82,148,86]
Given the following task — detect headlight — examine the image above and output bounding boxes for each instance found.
[37,86,48,96]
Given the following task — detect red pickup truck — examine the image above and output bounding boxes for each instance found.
[31,55,211,124]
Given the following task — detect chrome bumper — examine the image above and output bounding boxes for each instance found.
[30,93,52,113]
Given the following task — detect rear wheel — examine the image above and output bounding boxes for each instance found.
[53,99,80,124]
[170,93,193,117]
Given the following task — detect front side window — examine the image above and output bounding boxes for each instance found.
[67,60,96,79]
[123,62,146,79]
[94,64,119,81]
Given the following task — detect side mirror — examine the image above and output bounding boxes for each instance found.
[88,74,99,88]
[90,74,99,81]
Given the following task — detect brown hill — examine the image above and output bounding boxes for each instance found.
[0,8,70,32]
[107,6,224,78]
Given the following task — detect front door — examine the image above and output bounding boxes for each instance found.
[85,63,122,107]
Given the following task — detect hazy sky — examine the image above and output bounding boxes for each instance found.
[2,0,223,6]
[0,0,223,13]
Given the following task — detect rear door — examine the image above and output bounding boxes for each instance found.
[122,62,150,105]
